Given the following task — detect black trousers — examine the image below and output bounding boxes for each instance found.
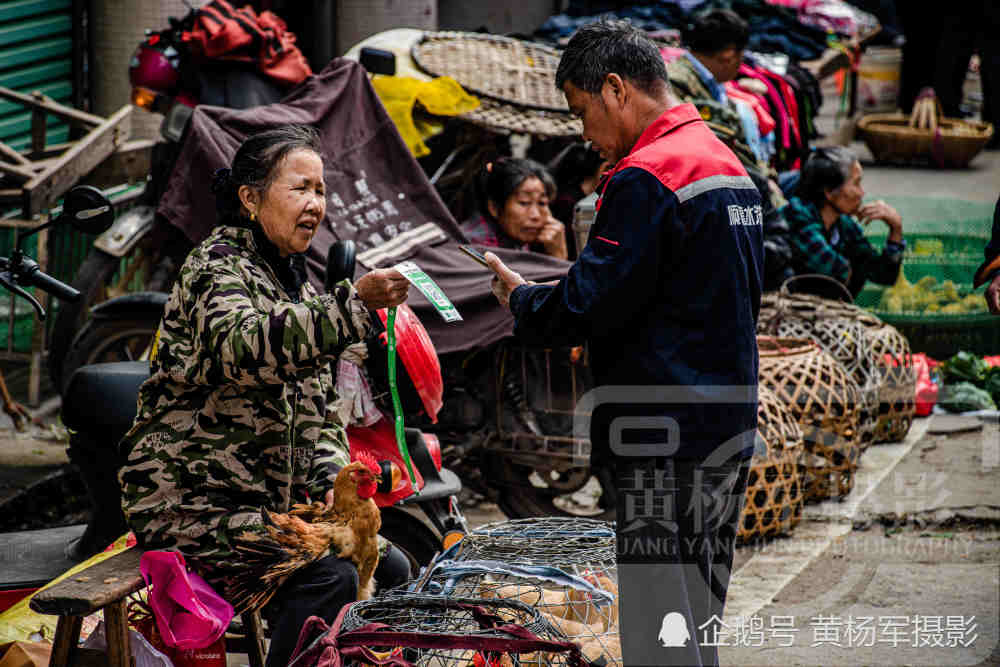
[262,544,411,667]
[615,456,751,667]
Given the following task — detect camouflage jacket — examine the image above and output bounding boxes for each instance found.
[119,224,372,577]
[667,55,762,171]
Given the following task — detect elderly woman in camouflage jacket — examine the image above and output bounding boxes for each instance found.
[118,125,411,667]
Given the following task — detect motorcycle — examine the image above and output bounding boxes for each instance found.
[53,13,616,521]
[48,13,291,395]
[1,189,467,582]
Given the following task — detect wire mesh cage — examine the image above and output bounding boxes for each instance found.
[395,519,621,665]
[757,336,862,502]
[453,518,616,567]
[738,385,805,543]
[315,595,588,667]
[408,567,621,666]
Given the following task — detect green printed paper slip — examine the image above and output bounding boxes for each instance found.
[393,260,462,322]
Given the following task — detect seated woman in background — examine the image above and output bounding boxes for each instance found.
[461,157,568,260]
[550,143,608,260]
[785,147,906,299]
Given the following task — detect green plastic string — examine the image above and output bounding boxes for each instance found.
[386,306,418,488]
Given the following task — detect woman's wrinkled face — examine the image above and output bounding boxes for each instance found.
[492,177,551,243]
[827,160,864,216]
[256,149,326,257]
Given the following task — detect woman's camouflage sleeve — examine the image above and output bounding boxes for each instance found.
[186,262,371,386]
[309,421,352,500]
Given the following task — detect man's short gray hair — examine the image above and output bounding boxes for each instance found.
[555,20,671,96]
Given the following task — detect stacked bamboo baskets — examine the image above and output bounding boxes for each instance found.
[757,337,862,502]
[738,385,805,542]
[759,289,916,445]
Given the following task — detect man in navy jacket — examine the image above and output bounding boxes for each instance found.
[485,21,764,667]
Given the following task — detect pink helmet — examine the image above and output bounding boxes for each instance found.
[129,38,181,94]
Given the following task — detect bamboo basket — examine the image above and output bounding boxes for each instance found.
[738,385,805,543]
[758,337,862,502]
[858,89,994,168]
[759,282,881,452]
[865,323,916,442]
[761,288,917,444]
[412,32,567,111]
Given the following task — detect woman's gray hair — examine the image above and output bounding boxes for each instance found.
[799,146,858,205]
[212,124,323,221]
[555,20,670,96]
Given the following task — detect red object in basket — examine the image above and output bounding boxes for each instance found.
[913,353,939,417]
[375,304,443,421]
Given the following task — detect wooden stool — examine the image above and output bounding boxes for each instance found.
[29,548,266,667]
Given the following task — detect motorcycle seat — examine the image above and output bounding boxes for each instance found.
[62,361,150,449]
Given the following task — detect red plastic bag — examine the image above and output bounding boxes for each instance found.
[139,551,234,650]
[913,353,939,417]
[133,616,227,667]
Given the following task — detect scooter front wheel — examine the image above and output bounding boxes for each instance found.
[492,456,616,522]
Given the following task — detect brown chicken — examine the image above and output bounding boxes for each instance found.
[227,453,383,612]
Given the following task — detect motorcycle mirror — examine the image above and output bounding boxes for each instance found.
[360,47,396,76]
[60,185,115,235]
[325,240,357,292]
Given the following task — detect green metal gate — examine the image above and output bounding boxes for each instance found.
[0,0,73,151]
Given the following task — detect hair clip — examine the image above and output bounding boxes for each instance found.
[210,167,233,195]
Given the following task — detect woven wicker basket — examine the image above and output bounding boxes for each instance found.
[759,285,881,452]
[758,336,862,502]
[866,323,916,442]
[761,288,917,444]
[738,385,805,543]
[858,93,994,168]
[413,32,567,111]
[461,98,581,138]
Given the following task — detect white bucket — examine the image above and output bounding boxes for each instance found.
[858,47,903,113]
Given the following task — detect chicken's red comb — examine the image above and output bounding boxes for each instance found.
[353,450,381,476]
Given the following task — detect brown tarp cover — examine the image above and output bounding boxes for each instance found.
[157,58,571,353]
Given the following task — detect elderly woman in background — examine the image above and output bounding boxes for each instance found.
[785,147,906,299]
[118,125,411,667]
[461,157,569,259]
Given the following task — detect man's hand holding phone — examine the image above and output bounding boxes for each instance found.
[459,245,492,268]
[484,252,528,308]
[459,245,529,308]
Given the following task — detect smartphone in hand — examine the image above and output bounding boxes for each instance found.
[459,245,492,269]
